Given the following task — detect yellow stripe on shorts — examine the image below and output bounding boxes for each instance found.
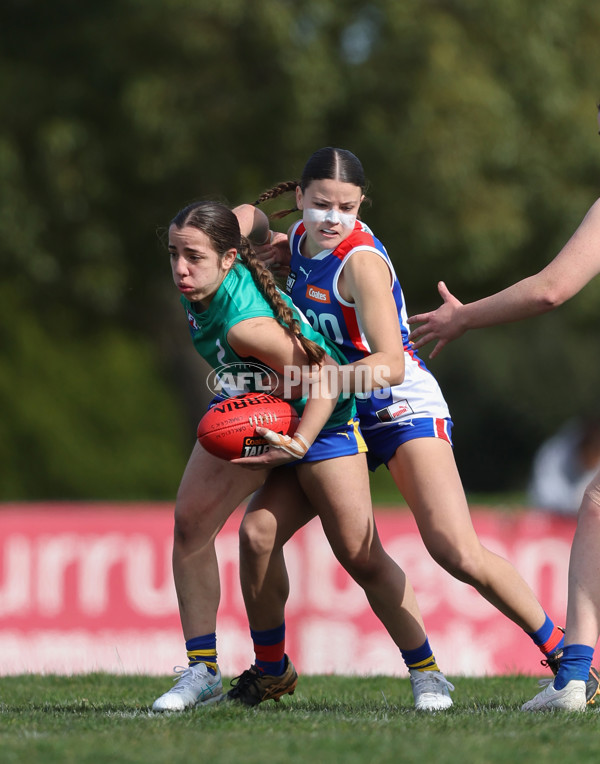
[349,416,368,453]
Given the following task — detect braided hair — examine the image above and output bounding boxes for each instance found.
[170,201,326,367]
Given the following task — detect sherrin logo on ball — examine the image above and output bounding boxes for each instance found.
[197,392,299,460]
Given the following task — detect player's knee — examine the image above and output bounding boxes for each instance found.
[337,545,382,584]
[173,502,201,547]
[173,494,218,548]
[428,541,484,585]
[239,513,278,559]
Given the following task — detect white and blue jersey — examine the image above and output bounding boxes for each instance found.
[286,219,452,470]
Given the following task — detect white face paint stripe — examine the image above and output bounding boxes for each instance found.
[303,207,357,230]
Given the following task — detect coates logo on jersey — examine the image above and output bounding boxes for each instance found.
[206,362,279,397]
[305,285,330,303]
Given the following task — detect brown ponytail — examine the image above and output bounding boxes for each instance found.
[254,180,299,220]
[237,237,326,367]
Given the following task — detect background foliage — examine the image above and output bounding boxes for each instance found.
[1,0,599,499]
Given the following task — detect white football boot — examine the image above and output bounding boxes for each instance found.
[521,678,586,712]
[409,669,455,711]
[152,663,223,711]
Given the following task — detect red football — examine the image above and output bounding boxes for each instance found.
[197,392,299,460]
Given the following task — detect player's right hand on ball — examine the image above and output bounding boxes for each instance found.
[257,427,310,459]
[230,428,311,468]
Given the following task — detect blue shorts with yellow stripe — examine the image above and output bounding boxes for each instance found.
[297,416,367,463]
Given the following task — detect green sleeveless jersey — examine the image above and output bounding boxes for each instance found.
[181,262,355,429]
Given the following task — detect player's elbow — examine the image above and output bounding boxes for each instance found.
[535,286,569,312]
[232,204,255,236]
[531,268,576,313]
[390,360,405,386]
[375,357,404,388]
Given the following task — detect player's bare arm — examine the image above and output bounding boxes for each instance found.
[233,204,291,271]
[233,203,270,245]
[339,249,405,388]
[227,317,339,467]
[408,197,600,359]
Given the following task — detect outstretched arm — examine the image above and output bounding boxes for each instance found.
[408,198,600,358]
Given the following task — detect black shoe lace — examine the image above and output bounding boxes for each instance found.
[229,666,260,698]
[541,649,562,673]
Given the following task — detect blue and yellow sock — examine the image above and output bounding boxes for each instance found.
[186,632,218,675]
[401,637,440,672]
[554,644,594,690]
[251,623,286,676]
[526,613,565,657]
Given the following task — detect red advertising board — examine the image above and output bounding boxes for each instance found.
[0,503,576,677]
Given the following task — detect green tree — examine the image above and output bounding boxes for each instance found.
[1,0,599,498]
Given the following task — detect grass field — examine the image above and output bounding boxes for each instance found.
[1,674,598,763]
